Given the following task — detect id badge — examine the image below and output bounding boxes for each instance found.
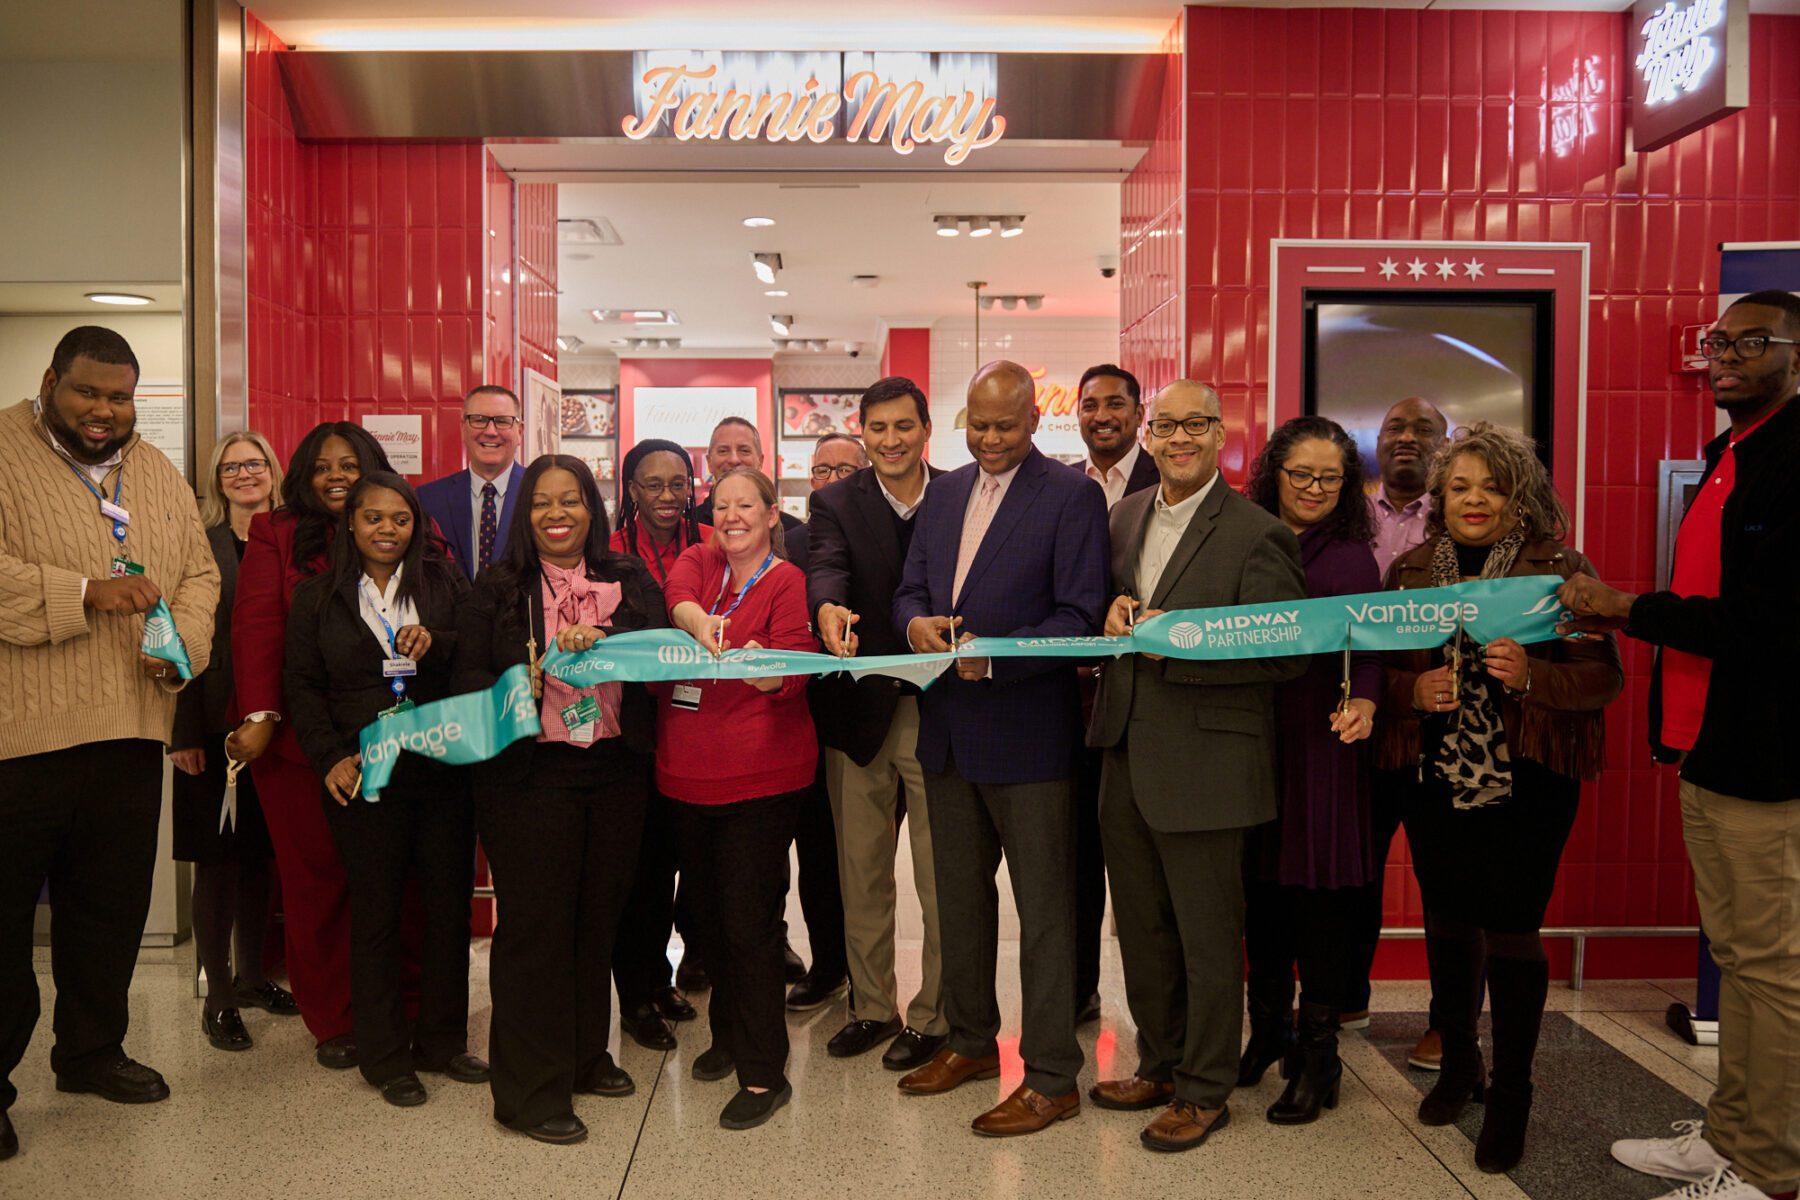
[111,557,144,579]
[100,500,130,526]
[378,698,416,718]
[559,695,599,744]
[382,657,418,678]
[671,683,703,712]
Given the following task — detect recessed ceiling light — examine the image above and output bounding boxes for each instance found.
[555,335,583,352]
[742,216,775,228]
[753,252,783,284]
[770,314,793,336]
[86,292,152,306]
[764,289,788,297]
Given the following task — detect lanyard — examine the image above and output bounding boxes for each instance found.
[638,526,684,592]
[61,457,126,547]
[709,552,775,620]
[363,580,408,700]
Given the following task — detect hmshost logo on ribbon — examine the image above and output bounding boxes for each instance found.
[140,598,193,681]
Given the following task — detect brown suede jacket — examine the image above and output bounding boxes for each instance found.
[1376,536,1623,781]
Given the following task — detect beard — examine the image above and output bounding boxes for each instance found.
[46,401,133,464]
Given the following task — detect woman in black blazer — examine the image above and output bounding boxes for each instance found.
[284,471,482,1108]
[451,454,666,1145]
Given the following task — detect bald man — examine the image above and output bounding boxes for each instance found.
[892,360,1109,1137]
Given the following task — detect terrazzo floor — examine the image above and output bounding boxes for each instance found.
[2,938,1717,1200]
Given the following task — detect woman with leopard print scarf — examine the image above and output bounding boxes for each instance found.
[1376,422,1622,1175]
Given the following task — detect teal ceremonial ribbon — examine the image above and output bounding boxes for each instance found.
[357,662,542,800]
[140,598,193,681]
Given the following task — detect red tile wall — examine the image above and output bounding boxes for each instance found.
[1181,6,1800,956]
[1119,16,1185,397]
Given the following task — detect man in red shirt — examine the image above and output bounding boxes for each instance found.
[1560,290,1800,1200]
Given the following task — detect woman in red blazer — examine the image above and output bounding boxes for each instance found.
[227,421,393,1066]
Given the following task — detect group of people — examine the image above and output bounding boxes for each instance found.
[1,293,1796,1199]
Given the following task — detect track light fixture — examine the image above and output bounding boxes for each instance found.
[752,253,783,284]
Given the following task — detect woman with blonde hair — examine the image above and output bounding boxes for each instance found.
[1378,422,1622,1172]
[170,431,298,1051]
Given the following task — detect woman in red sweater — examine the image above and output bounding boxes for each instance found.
[658,467,816,1131]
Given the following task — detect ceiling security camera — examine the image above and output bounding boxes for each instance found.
[1097,253,1120,279]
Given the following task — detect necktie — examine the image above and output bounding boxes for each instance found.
[478,482,498,572]
[952,474,1000,604]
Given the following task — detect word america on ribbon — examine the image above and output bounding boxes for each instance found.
[356,575,1576,796]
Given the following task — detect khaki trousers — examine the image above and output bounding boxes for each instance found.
[824,697,946,1034]
[1680,779,1800,1193]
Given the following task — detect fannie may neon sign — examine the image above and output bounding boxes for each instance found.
[1635,0,1725,106]
[621,54,1007,165]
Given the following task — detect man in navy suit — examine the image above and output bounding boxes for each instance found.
[892,360,1109,1137]
[417,385,527,581]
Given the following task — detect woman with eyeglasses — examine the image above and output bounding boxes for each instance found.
[416,386,526,581]
[1236,416,1384,1125]
[170,432,298,1051]
[284,472,482,1108]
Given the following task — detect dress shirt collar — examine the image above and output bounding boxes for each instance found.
[1374,485,1426,517]
[1154,469,1217,523]
[33,397,127,483]
[1086,442,1141,486]
[876,467,929,519]
[471,464,512,500]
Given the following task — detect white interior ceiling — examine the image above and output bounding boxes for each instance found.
[557,179,1121,358]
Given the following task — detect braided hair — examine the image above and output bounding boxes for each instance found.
[617,438,704,555]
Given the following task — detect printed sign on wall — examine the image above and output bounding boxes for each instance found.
[361,414,424,475]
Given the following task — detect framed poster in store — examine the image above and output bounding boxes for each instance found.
[779,388,863,437]
[522,369,562,461]
[561,388,618,438]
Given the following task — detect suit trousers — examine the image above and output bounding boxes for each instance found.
[925,758,1082,1097]
[677,790,802,1091]
[323,779,475,1087]
[824,696,945,1032]
[611,786,693,1008]
[1348,767,1437,1023]
[253,753,355,1044]
[1073,746,1108,1003]
[0,740,161,1108]
[787,762,847,981]
[479,767,647,1128]
[1680,779,1800,1194]
[1099,745,1245,1109]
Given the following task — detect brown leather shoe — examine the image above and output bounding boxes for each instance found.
[1407,1029,1443,1070]
[896,1048,1001,1095]
[971,1084,1080,1136]
[1141,1101,1230,1152]
[1088,1076,1176,1111]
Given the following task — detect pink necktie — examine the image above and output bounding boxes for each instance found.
[952,474,1000,603]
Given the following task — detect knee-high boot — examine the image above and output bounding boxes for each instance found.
[1238,969,1296,1087]
[1417,929,1487,1125]
[1266,1002,1341,1124]
[1474,955,1547,1173]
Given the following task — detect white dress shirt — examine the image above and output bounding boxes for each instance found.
[1085,442,1143,510]
[876,468,929,520]
[470,466,512,546]
[356,567,420,655]
[1138,470,1219,600]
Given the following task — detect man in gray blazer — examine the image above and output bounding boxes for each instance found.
[1085,380,1306,1153]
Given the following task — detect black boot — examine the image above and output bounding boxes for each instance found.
[1238,968,1296,1087]
[1417,929,1486,1126]
[1266,1002,1341,1124]
[1474,956,1547,1173]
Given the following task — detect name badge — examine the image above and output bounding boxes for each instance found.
[382,657,418,678]
[671,683,703,712]
[111,556,143,578]
[100,500,130,525]
[560,695,601,744]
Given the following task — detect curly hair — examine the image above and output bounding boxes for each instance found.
[1245,415,1374,545]
[1424,421,1567,542]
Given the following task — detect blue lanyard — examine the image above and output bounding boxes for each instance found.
[709,552,775,620]
[363,581,408,699]
[61,457,126,547]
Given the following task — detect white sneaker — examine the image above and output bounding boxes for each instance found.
[1651,1167,1771,1200]
[1613,1120,1731,1182]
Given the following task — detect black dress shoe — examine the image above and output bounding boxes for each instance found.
[675,953,710,993]
[785,971,849,1012]
[203,1008,253,1052]
[1,1110,17,1161]
[719,1082,791,1130]
[622,1002,677,1051]
[54,1056,170,1104]
[653,985,697,1023]
[419,1052,489,1084]
[576,1060,636,1097]
[516,1113,587,1145]
[827,1017,903,1058]
[1075,992,1102,1025]
[782,941,807,985]
[379,1073,428,1107]
[691,1046,735,1082]
[881,1027,948,1072]
[233,979,299,1016]
[315,1035,358,1070]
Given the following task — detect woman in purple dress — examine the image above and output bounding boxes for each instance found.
[1238,416,1383,1125]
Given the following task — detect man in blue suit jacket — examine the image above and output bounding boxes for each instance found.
[891,360,1109,1137]
[417,385,527,581]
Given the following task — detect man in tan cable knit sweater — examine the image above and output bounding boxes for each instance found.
[0,326,219,1164]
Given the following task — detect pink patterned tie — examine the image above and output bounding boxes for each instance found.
[952,474,1000,604]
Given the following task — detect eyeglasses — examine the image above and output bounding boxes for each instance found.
[463,414,520,430]
[631,478,690,496]
[219,458,270,478]
[1280,467,1346,493]
[1699,334,1800,361]
[810,463,860,481]
[1146,415,1220,439]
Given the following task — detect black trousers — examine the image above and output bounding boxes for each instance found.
[322,777,474,1087]
[612,787,694,1008]
[1244,878,1356,1013]
[1073,746,1108,1003]
[1348,766,1423,1016]
[787,762,847,981]
[677,790,802,1091]
[0,740,162,1108]
[479,766,646,1128]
